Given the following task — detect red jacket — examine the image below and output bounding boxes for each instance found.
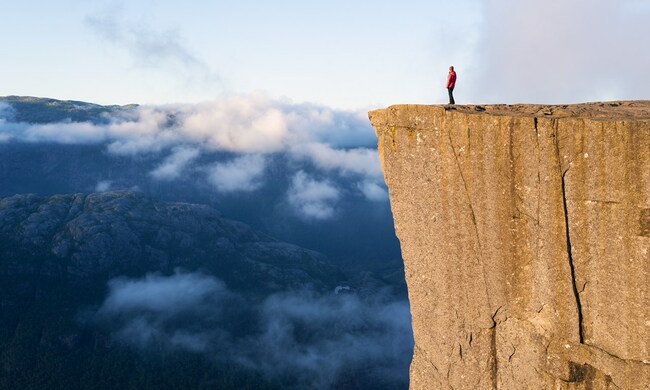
[447,71,457,88]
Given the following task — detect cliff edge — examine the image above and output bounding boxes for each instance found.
[369,101,650,389]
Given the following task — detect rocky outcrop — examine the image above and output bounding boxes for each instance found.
[369,102,650,389]
[0,191,344,293]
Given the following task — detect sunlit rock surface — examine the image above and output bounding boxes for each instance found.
[369,101,650,389]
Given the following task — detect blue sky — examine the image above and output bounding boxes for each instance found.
[1,0,648,108]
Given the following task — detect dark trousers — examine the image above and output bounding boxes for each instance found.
[447,87,455,105]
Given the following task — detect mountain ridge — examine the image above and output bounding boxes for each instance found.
[0,190,345,291]
[0,95,137,124]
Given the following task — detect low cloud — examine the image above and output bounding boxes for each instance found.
[287,171,340,220]
[95,180,113,192]
[282,103,376,149]
[24,121,108,144]
[104,107,176,155]
[357,180,389,201]
[0,102,16,122]
[0,94,375,156]
[99,271,229,315]
[150,147,200,180]
[180,95,291,153]
[96,270,240,352]
[3,106,171,152]
[206,154,267,193]
[239,290,412,388]
[290,142,383,179]
[0,94,387,208]
[95,271,412,388]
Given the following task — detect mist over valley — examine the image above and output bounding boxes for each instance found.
[0,96,412,389]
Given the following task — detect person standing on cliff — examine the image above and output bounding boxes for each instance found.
[447,66,457,105]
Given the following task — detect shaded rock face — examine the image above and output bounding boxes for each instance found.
[369,102,650,389]
[0,191,344,294]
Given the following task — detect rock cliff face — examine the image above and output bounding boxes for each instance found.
[369,102,650,389]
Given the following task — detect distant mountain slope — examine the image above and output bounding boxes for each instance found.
[0,191,344,293]
[0,192,411,389]
[0,96,136,124]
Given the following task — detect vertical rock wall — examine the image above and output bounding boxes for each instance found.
[369,103,650,389]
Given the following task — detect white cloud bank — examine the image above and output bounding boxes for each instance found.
[95,270,413,388]
[0,94,375,154]
[206,154,267,193]
[150,147,200,180]
[290,142,382,179]
[357,180,389,201]
[0,94,387,216]
[287,171,340,220]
